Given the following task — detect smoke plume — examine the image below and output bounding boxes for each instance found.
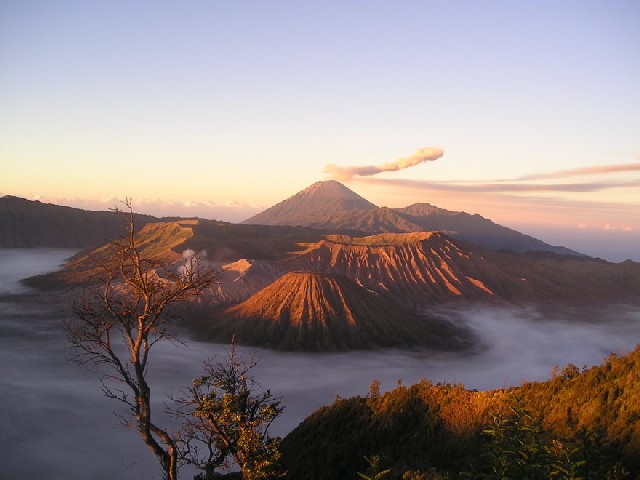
[323,147,444,180]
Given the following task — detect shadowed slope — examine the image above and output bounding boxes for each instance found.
[211,259,284,304]
[395,203,579,255]
[0,195,159,249]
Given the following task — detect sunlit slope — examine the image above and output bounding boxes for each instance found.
[277,232,639,305]
[278,232,499,304]
[23,219,325,289]
[24,220,195,287]
[199,271,472,351]
[282,345,640,478]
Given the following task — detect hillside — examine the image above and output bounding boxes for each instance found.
[0,185,590,258]
[193,271,473,351]
[0,196,160,249]
[185,231,640,351]
[23,219,326,289]
[0,195,329,257]
[282,345,640,479]
[24,220,197,288]
[278,232,503,304]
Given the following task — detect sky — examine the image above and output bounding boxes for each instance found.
[1,1,639,261]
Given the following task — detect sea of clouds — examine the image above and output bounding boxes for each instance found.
[1,249,638,479]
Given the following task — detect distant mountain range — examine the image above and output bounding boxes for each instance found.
[5,186,639,351]
[243,180,580,256]
[0,183,577,255]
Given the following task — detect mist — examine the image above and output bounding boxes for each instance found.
[508,224,640,263]
[0,248,78,294]
[1,249,639,479]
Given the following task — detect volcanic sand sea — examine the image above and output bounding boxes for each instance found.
[1,249,639,479]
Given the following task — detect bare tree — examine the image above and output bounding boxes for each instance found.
[65,201,216,480]
[171,342,285,480]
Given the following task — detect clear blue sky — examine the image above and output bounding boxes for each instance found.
[1,1,639,260]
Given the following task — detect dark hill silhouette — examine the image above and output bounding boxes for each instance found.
[0,196,159,249]
[395,203,578,255]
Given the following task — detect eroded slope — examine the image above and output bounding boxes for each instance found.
[198,271,472,351]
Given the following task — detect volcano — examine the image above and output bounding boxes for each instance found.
[242,180,377,228]
[200,271,472,351]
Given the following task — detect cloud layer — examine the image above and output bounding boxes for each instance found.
[363,177,640,194]
[323,147,444,180]
[3,195,262,223]
[350,157,640,195]
[516,162,640,181]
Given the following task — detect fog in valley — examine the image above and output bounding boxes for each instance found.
[1,249,639,479]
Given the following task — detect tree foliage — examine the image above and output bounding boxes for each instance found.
[172,343,285,480]
[359,455,391,480]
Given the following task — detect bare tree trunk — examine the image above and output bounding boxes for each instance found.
[66,201,216,480]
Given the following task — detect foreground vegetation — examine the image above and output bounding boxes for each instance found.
[281,345,640,479]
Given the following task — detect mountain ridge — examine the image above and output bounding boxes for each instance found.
[394,202,579,255]
[242,181,581,256]
[275,231,634,306]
